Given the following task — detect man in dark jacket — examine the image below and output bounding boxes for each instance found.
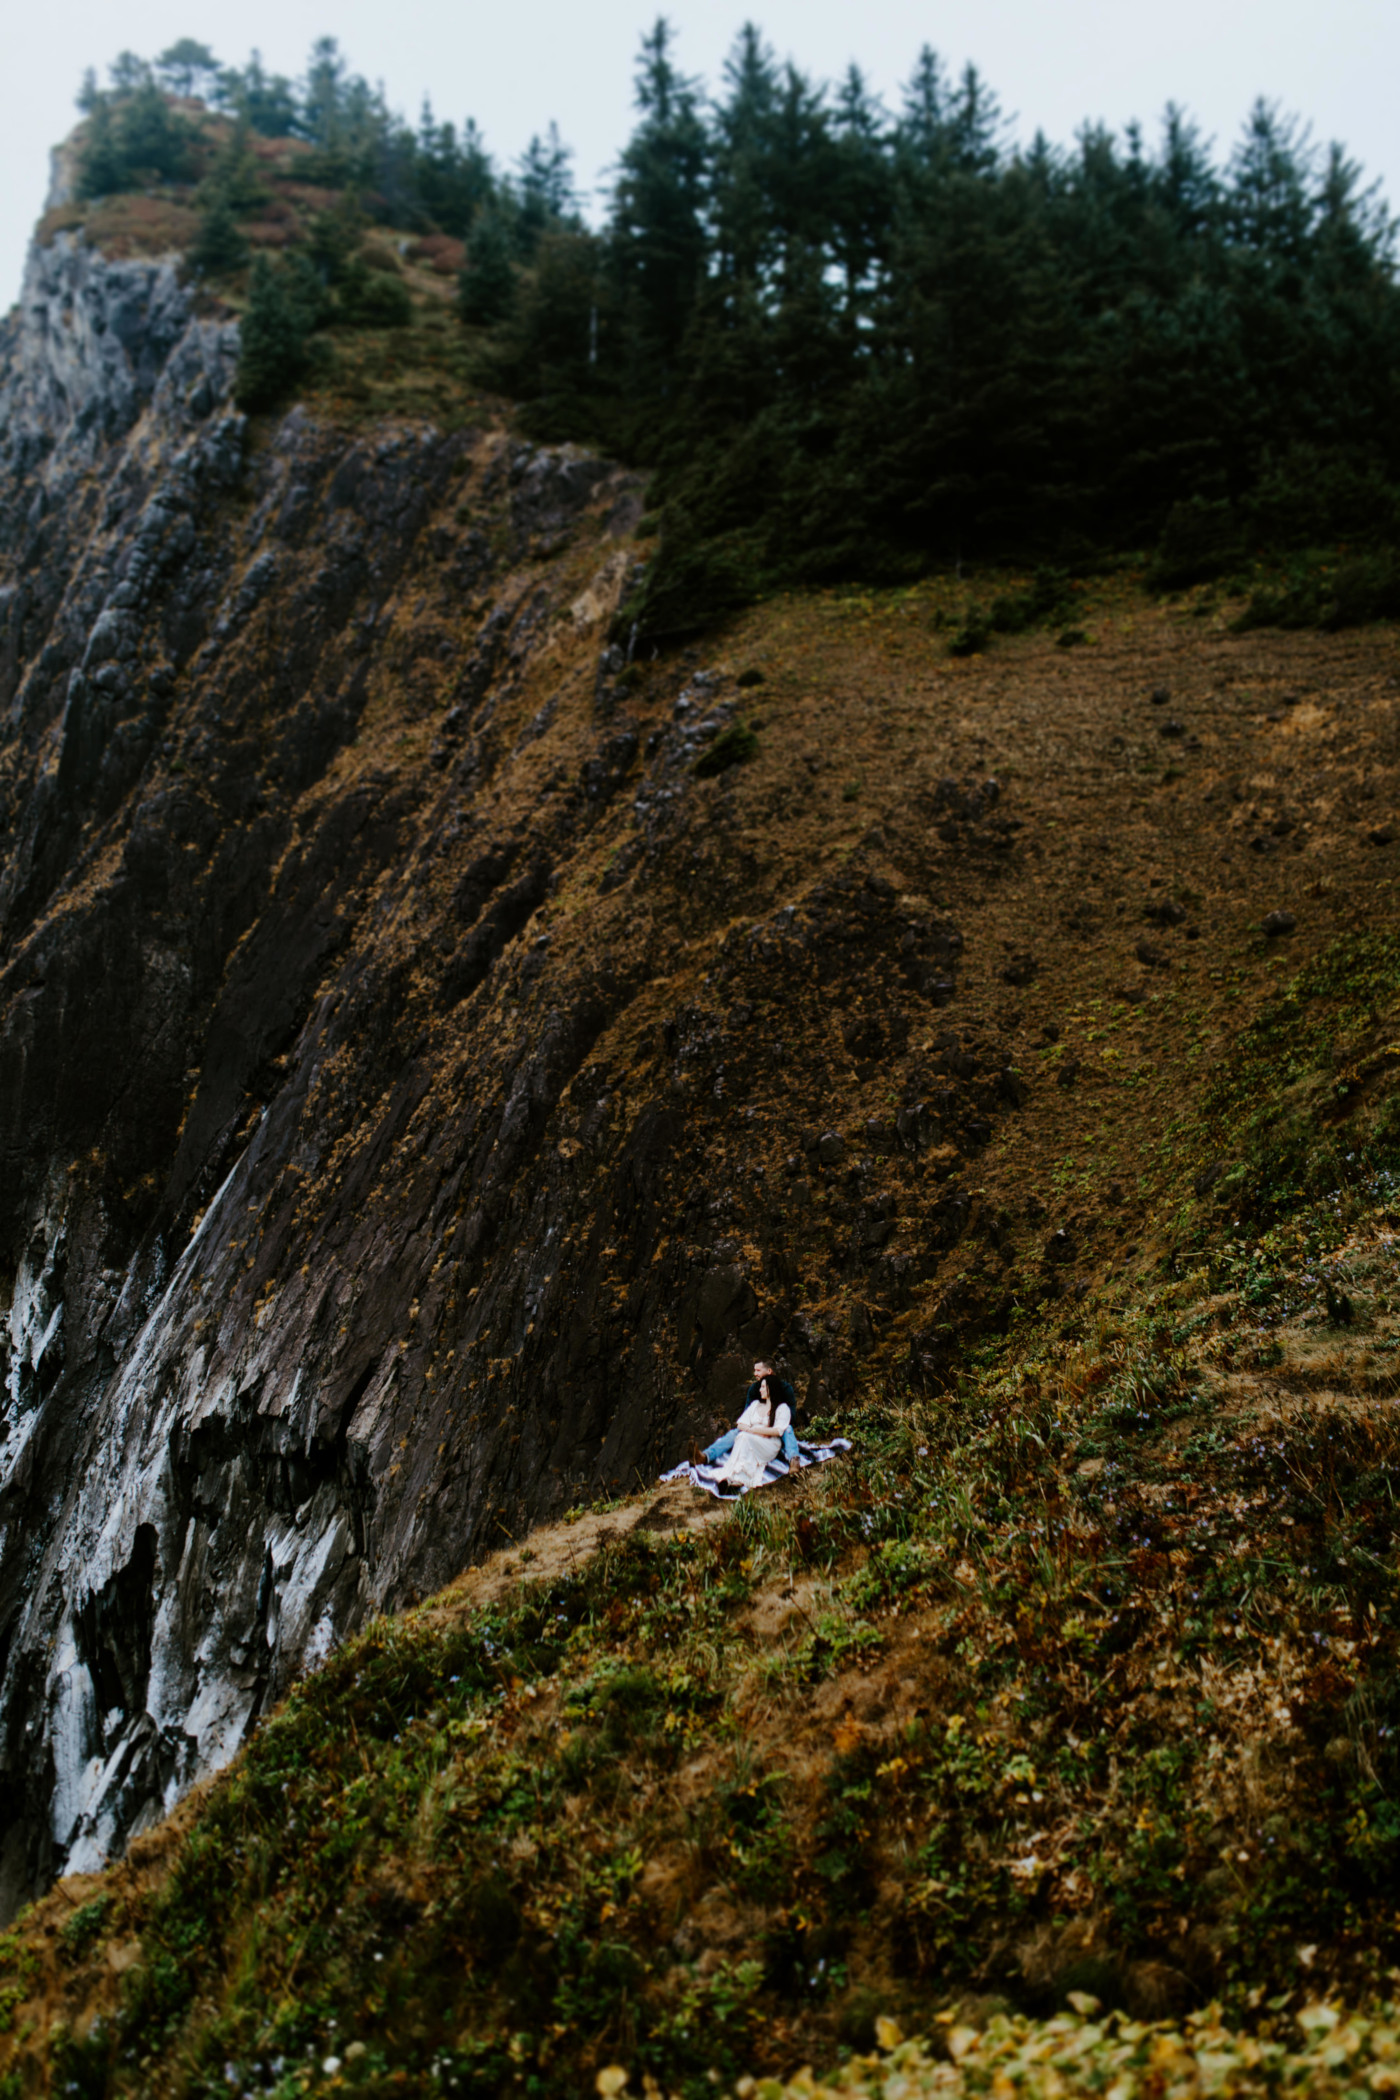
[695,1361,802,1469]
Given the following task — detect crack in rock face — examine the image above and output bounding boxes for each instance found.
[0,228,1031,1919]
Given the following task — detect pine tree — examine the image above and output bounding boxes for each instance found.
[831,67,892,330]
[898,48,949,175]
[1229,101,1315,257]
[201,119,268,214]
[418,116,495,237]
[155,39,219,99]
[711,25,780,287]
[947,64,1005,176]
[220,52,299,138]
[490,226,603,418]
[76,97,125,199]
[56,21,1400,622]
[235,256,310,411]
[515,126,576,258]
[334,258,413,329]
[76,69,189,197]
[457,212,516,327]
[108,52,149,94]
[189,193,248,276]
[118,77,190,182]
[1153,106,1219,242]
[1314,143,1393,285]
[300,37,348,151]
[608,20,709,382]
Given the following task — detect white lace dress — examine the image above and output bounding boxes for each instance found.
[713,1398,793,1490]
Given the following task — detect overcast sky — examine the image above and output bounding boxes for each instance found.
[3,0,1397,309]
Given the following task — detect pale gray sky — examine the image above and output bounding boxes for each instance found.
[3,0,1397,309]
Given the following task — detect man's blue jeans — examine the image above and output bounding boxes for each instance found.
[702,1427,802,1466]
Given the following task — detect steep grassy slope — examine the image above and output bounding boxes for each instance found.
[0,571,1397,2094]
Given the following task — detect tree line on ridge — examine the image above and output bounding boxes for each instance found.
[73,27,1400,638]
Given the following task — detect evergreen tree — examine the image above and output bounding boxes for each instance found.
[118,77,191,181]
[515,126,576,257]
[897,47,953,179]
[155,39,219,99]
[189,193,247,276]
[76,96,125,199]
[306,199,364,286]
[219,52,299,137]
[1229,100,1315,257]
[108,52,149,94]
[200,119,268,215]
[300,37,349,151]
[334,256,414,328]
[416,114,496,236]
[947,64,1006,175]
[76,57,190,197]
[608,19,709,383]
[830,67,893,331]
[1152,106,1219,242]
[482,227,607,434]
[710,25,781,287]
[235,255,312,410]
[457,211,516,327]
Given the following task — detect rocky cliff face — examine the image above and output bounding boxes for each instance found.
[1,225,981,1910]
[0,229,667,1907]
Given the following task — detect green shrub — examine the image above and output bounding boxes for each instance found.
[188,193,247,277]
[693,719,759,778]
[77,78,191,198]
[989,567,1071,635]
[1328,548,1400,628]
[948,611,992,657]
[234,255,324,411]
[457,211,516,329]
[334,261,413,329]
[1147,496,1244,590]
[1235,548,1400,632]
[1246,444,1400,550]
[57,1896,112,1965]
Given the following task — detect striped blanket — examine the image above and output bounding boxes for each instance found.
[660,1437,853,1501]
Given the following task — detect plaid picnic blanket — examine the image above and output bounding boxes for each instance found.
[660,1437,852,1500]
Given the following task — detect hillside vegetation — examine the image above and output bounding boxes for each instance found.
[0,570,1398,2094]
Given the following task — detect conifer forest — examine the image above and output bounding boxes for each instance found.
[74,25,1400,637]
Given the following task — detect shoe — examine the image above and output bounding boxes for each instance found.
[688,1441,707,1468]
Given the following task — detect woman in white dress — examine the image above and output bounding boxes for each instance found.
[713,1387,793,1491]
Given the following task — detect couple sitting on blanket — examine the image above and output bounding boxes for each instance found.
[694,1361,801,1491]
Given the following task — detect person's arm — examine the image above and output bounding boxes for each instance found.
[739,1395,782,1443]
[772,1402,792,1436]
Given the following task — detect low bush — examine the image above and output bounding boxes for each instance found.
[1146,497,1244,591]
[694,719,760,778]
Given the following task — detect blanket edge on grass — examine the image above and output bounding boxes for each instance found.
[659,1437,852,1500]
